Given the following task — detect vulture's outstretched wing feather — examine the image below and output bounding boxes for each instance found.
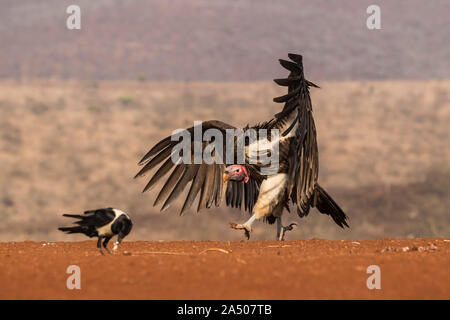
[225,179,259,211]
[135,120,261,215]
[273,53,319,217]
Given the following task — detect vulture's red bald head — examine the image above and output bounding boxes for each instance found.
[223,165,249,183]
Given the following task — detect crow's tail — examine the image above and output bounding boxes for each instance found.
[58,214,97,237]
[58,226,87,234]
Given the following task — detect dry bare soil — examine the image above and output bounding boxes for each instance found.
[0,239,449,299]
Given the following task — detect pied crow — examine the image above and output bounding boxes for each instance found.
[58,208,133,255]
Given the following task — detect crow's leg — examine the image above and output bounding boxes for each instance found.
[230,213,258,240]
[276,216,297,241]
[113,235,123,251]
[97,236,105,255]
[102,236,112,255]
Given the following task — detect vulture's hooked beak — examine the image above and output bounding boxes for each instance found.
[222,168,232,183]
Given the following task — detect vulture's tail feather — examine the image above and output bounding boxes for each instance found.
[313,184,349,229]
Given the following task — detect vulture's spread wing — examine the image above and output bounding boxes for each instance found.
[273,53,319,217]
[135,120,261,215]
[225,178,260,212]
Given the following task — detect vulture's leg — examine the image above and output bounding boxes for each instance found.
[276,216,297,241]
[102,236,112,255]
[230,213,257,240]
[97,236,105,255]
[276,217,282,240]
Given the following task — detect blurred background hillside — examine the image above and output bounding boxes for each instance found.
[0,1,448,241]
[1,0,449,80]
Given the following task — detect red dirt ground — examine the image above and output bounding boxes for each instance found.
[0,239,449,299]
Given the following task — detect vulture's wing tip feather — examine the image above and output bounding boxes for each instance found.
[137,153,153,166]
[278,59,301,72]
[306,80,320,88]
[160,203,170,212]
[153,193,165,206]
[134,172,144,179]
[287,53,303,64]
[142,184,154,193]
[273,77,302,86]
[179,207,188,216]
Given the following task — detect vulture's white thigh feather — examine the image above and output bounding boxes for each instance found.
[253,173,288,218]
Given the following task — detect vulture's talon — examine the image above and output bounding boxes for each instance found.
[285,223,297,231]
[244,229,250,240]
[230,222,252,240]
[278,223,297,241]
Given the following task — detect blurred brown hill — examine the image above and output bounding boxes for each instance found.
[0,80,448,241]
[0,0,449,81]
